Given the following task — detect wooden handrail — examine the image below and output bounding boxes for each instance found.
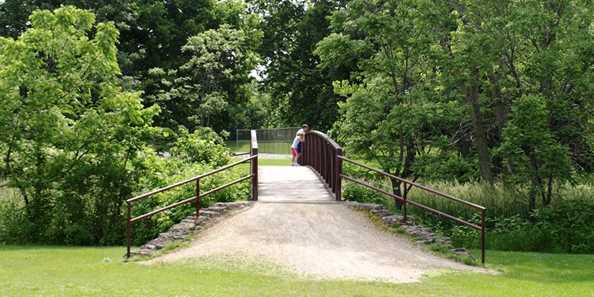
[339,157,486,264]
[126,130,259,258]
[339,156,486,211]
[127,156,256,204]
[303,130,486,264]
[302,130,343,200]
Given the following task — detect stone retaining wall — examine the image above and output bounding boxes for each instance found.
[344,201,470,258]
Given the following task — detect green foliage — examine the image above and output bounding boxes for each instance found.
[130,148,250,244]
[317,0,472,202]
[499,95,573,210]
[0,6,159,245]
[405,181,594,253]
[342,183,386,206]
[0,0,221,77]
[171,128,231,167]
[254,0,350,131]
[144,15,263,132]
[0,197,30,244]
[0,7,249,246]
[320,0,593,213]
[450,198,594,254]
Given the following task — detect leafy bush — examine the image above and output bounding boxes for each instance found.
[530,199,594,253]
[131,154,250,245]
[0,197,31,244]
[343,183,387,206]
[0,7,161,245]
[0,7,251,246]
[170,127,231,167]
[447,199,594,253]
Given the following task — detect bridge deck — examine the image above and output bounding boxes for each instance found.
[151,166,476,282]
[258,165,334,202]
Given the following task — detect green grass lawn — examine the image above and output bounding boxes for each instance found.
[226,140,292,155]
[258,159,293,166]
[1,246,593,297]
[231,157,292,166]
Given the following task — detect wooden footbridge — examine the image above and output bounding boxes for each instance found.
[125,130,486,264]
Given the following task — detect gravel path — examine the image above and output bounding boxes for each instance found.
[149,166,479,283]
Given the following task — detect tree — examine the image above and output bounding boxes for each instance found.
[252,0,350,130]
[0,6,158,244]
[144,14,263,132]
[317,0,465,200]
[0,0,220,74]
[500,95,572,212]
[320,0,593,213]
[437,0,593,182]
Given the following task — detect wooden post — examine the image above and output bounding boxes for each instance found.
[251,130,258,201]
[335,148,343,201]
[126,203,132,258]
[481,209,486,264]
[403,186,408,222]
[195,179,201,220]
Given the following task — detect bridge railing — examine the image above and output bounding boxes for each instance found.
[302,131,343,201]
[303,130,486,264]
[125,130,258,258]
[338,157,486,264]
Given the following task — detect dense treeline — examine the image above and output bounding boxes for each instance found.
[320,0,593,252]
[319,0,593,213]
[0,1,592,250]
[0,0,268,132]
[0,6,248,244]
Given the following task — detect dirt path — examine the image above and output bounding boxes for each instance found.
[149,166,479,283]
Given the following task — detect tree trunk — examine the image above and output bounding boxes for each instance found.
[390,138,416,210]
[528,179,538,214]
[527,150,543,213]
[544,175,553,206]
[390,177,403,210]
[466,67,494,184]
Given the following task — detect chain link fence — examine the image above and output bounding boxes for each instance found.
[227,127,300,156]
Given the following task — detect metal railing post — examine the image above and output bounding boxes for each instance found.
[403,186,408,222]
[335,149,343,201]
[481,209,486,264]
[195,179,201,220]
[251,130,258,201]
[251,150,258,201]
[126,203,132,258]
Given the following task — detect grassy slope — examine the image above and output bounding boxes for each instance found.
[259,159,293,166]
[226,140,292,155]
[1,246,593,297]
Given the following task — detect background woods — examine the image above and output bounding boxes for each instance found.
[0,0,592,253]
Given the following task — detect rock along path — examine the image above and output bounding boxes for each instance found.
[149,166,478,283]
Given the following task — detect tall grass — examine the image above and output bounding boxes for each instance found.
[343,176,594,252]
[406,181,594,222]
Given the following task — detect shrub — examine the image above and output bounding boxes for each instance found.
[345,177,594,253]
[531,199,594,253]
[0,198,30,244]
[447,199,594,253]
[170,127,231,167]
[129,145,250,245]
[343,183,387,206]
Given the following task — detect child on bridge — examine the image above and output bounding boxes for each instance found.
[291,131,304,166]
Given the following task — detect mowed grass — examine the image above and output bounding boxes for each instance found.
[1,246,593,297]
[231,157,293,166]
[226,140,292,155]
[259,158,293,166]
